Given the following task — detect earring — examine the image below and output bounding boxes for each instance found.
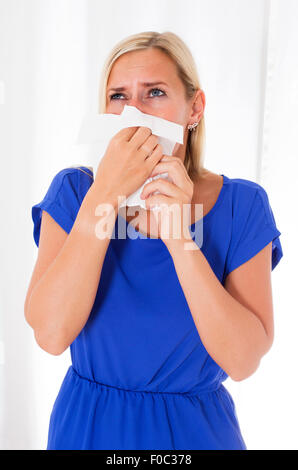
[187,122,199,131]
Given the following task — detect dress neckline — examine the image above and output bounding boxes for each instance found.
[116,174,228,240]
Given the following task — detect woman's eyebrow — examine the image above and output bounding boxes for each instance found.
[107,81,169,92]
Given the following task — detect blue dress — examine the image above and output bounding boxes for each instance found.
[31,166,283,450]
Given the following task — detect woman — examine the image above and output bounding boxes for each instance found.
[24,31,283,450]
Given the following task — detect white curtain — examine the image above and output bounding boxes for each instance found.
[0,0,296,449]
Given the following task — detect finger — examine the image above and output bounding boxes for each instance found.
[128,126,152,149]
[144,143,164,169]
[149,161,186,191]
[138,134,160,159]
[144,193,171,210]
[158,156,193,184]
[141,177,185,200]
[115,126,139,142]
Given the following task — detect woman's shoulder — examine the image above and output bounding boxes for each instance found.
[223,174,271,210]
[47,165,94,187]
[49,165,94,207]
[56,165,94,191]
[60,165,94,179]
[224,174,263,190]
[197,169,272,217]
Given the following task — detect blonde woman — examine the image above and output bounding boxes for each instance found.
[24,31,283,450]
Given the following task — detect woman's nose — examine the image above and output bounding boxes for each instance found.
[126,98,145,113]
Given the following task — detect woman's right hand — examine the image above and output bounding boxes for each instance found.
[93,126,163,204]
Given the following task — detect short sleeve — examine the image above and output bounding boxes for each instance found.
[31,167,93,247]
[223,185,283,280]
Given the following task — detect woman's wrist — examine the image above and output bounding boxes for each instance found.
[73,183,119,241]
[89,180,119,210]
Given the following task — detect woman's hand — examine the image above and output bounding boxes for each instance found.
[93,126,163,205]
[140,155,195,246]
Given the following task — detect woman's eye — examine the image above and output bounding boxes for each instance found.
[149,88,165,97]
[110,93,123,100]
[109,88,165,100]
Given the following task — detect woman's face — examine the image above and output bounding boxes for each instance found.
[105,48,205,160]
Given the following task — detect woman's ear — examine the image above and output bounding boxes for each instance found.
[191,89,205,121]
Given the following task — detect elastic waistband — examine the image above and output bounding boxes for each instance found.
[70,366,222,398]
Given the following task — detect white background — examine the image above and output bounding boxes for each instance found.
[0,0,297,449]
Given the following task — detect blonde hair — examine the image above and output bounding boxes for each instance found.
[98,30,206,181]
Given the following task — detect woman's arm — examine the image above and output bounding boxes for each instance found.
[25,183,118,355]
[165,238,274,381]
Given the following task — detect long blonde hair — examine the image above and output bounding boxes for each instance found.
[98,31,206,182]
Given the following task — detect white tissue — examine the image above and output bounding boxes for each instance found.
[76,105,184,210]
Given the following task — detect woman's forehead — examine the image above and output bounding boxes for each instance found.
[107,50,177,83]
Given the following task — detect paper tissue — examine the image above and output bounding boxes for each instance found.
[76,105,184,210]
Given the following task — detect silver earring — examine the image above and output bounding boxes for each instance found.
[187,122,199,131]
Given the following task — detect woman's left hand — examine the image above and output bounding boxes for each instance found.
[140,155,194,246]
